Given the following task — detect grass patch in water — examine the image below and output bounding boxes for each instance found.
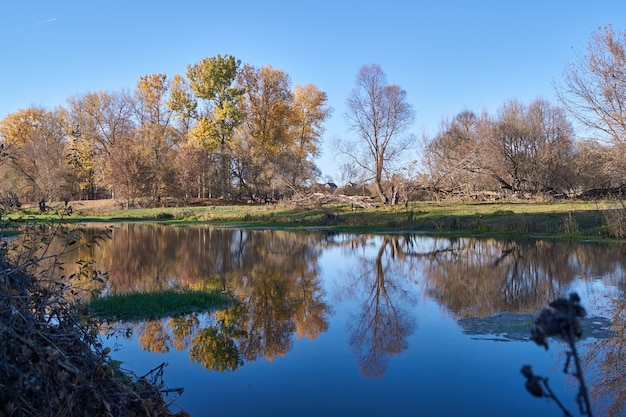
[89,289,233,321]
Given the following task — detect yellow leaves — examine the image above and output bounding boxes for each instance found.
[186,55,241,101]
[188,118,221,152]
[135,74,170,126]
[291,84,331,157]
[168,75,197,121]
[0,108,50,147]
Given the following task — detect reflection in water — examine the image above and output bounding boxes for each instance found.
[583,293,626,417]
[69,224,332,370]
[338,235,418,378]
[37,224,626,413]
[418,238,626,318]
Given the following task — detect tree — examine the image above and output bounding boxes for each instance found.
[571,140,624,192]
[422,110,494,198]
[340,64,415,205]
[132,74,181,201]
[287,84,332,188]
[556,25,626,147]
[107,137,154,207]
[169,55,244,198]
[490,98,574,196]
[232,64,293,200]
[0,107,74,205]
[67,90,134,198]
[175,143,211,200]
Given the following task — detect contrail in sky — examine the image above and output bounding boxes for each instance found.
[30,18,57,26]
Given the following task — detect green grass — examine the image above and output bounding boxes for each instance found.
[4,199,622,240]
[88,289,233,321]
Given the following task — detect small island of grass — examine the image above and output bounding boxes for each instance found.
[89,289,234,321]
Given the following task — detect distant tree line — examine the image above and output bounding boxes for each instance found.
[1,26,625,208]
[0,55,332,208]
[415,26,626,201]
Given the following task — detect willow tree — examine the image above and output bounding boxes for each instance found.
[170,55,244,197]
[339,64,415,205]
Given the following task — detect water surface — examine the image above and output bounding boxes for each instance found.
[57,224,626,416]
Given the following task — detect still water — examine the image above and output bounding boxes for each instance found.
[58,223,625,416]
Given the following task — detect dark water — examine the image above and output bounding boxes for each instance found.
[55,224,626,417]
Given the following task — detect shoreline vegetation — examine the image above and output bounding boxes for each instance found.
[5,197,626,240]
[0,227,192,417]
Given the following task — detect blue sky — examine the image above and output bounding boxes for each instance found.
[1,1,624,181]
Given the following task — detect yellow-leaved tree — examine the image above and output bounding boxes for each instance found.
[169,55,243,198]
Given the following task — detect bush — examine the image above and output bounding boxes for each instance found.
[601,200,626,238]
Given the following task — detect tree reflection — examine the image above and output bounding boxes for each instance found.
[420,238,608,318]
[48,221,626,411]
[582,289,626,417]
[77,225,332,368]
[137,319,171,353]
[189,327,243,372]
[170,314,200,351]
[344,236,417,378]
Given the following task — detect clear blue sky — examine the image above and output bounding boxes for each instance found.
[1,1,623,181]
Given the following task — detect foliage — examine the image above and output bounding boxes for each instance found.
[2,25,626,205]
[522,293,593,416]
[233,64,331,200]
[189,327,243,372]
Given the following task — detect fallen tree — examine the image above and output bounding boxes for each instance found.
[289,192,375,209]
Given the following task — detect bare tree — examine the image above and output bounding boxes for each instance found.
[490,98,574,196]
[556,25,626,147]
[422,110,494,198]
[339,64,415,205]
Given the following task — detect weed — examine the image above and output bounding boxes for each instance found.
[522,293,593,416]
[601,200,626,238]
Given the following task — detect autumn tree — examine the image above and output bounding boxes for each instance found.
[288,84,332,187]
[132,74,181,201]
[66,90,134,198]
[339,64,415,205]
[232,64,292,200]
[422,110,494,198]
[175,143,212,200]
[107,136,154,207]
[232,64,329,200]
[169,55,244,198]
[0,107,74,206]
[571,140,626,193]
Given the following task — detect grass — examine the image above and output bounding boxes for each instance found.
[88,289,234,321]
[4,198,621,240]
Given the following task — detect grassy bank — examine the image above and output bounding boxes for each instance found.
[7,198,623,240]
[89,289,233,321]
